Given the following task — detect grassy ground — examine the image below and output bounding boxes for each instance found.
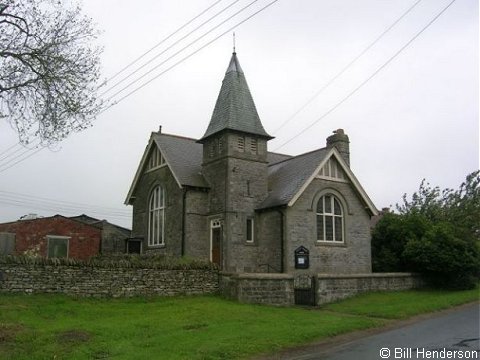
[323,287,480,319]
[0,287,478,360]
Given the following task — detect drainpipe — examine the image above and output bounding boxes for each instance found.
[181,187,187,257]
[276,208,285,273]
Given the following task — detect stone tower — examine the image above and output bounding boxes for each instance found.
[198,52,273,271]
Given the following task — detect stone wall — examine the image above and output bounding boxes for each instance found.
[220,273,294,306]
[0,261,422,304]
[0,263,218,298]
[131,165,184,255]
[316,273,424,305]
[219,272,423,306]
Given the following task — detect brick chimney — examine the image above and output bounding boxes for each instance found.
[326,129,350,166]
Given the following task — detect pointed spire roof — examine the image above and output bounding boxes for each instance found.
[199,52,273,142]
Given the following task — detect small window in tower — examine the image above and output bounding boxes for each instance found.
[250,138,257,154]
[218,137,223,153]
[246,218,254,243]
[210,141,216,158]
[237,136,245,152]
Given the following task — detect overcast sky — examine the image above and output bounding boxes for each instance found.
[0,0,478,228]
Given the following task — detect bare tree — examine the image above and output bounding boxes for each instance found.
[0,0,103,145]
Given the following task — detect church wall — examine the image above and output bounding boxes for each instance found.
[222,156,270,273]
[131,165,183,256]
[254,210,283,272]
[184,189,209,260]
[284,178,372,274]
[201,132,271,273]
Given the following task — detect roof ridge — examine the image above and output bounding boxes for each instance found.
[267,151,292,157]
[268,146,328,167]
[154,132,199,142]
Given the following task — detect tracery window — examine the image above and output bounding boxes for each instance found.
[316,194,344,243]
[148,186,165,246]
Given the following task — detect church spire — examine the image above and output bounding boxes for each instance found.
[199,51,273,142]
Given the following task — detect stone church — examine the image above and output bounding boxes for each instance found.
[125,52,378,274]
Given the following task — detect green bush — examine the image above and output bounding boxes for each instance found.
[372,171,480,289]
[372,213,431,272]
[403,223,480,289]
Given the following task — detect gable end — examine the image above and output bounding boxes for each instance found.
[125,137,182,205]
[288,148,378,216]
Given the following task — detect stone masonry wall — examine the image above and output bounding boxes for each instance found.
[0,263,218,298]
[285,178,372,275]
[219,272,423,306]
[316,273,424,305]
[131,165,183,256]
[220,273,294,306]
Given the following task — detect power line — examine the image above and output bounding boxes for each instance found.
[0,0,280,173]
[273,0,457,152]
[273,0,424,134]
[0,147,43,173]
[0,199,131,224]
[105,0,225,84]
[100,0,242,97]
[0,1,229,164]
[0,142,21,157]
[0,190,130,214]
[103,0,280,110]
[103,0,264,103]
[0,146,38,172]
[0,143,27,162]
[0,138,44,167]
[0,198,131,219]
[0,197,130,219]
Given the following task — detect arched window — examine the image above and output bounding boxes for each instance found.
[316,194,344,242]
[148,186,165,246]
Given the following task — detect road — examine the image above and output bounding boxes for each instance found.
[258,302,479,360]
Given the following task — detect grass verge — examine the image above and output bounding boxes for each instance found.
[323,286,479,319]
[0,287,478,359]
[0,295,381,360]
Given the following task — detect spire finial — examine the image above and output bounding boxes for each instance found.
[233,32,236,53]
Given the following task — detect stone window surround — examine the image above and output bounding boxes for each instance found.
[148,185,166,248]
[246,217,254,244]
[311,189,348,246]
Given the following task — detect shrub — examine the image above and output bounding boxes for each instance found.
[403,223,480,289]
[371,213,431,272]
[372,171,480,289]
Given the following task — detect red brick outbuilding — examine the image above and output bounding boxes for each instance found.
[0,215,101,260]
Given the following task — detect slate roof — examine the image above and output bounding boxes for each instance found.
[127,132,328,208]
[126,132,376,214]
[199,52,272,141]
[153,133,208,188]
[152,133,291,190]
[266,152,292,164]
[259,148,329,209]
[154,132,332,210]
